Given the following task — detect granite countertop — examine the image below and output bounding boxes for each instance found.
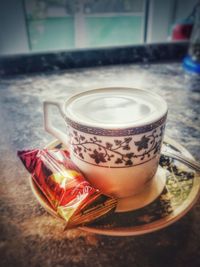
[0,62,200,267]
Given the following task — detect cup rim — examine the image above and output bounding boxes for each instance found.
[63,87,168,130]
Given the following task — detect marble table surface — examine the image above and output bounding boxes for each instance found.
[0,62,200,267]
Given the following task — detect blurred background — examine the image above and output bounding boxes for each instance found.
[0,0,199,55]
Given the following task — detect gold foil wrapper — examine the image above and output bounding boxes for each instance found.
[18,149,117,228]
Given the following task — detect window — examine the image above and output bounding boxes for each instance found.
[24,0,146,52]
[0,0,198,55]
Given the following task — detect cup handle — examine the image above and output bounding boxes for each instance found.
[43,101,69,149]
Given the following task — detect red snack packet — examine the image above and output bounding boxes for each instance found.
[18,149,117,228]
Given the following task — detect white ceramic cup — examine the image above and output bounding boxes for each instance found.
[43,87,168,199]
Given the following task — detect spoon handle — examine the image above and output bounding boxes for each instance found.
[161,151,200,172]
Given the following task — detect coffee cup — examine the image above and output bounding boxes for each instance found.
[43,87,168,199]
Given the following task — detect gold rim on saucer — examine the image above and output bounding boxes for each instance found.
[29,136,200,236]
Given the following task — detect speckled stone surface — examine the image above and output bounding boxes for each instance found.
[0,42,188,76]
[0,62,200,267]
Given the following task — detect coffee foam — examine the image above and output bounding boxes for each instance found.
[65,88,167,128]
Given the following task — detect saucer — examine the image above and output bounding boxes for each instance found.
[116,166,166,212]
[30,136,200,236]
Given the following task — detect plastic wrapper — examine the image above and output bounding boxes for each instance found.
[18,149,117,228]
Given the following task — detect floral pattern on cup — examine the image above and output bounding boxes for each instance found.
[69,124,165,167]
